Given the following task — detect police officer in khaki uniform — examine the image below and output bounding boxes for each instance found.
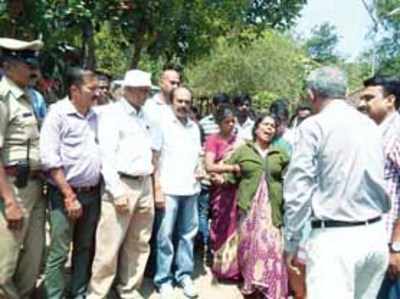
[0,38,46,299]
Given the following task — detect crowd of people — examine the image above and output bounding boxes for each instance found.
[1,37,400,299]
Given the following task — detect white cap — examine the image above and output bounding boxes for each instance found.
[0,38,43,51]
[122,69,152,88]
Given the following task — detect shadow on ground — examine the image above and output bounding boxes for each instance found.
[32,248,243,299]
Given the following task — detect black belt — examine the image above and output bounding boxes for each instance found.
[311,216,381,229]
[72,185,99,194]
[49,184,99,194]
[4,166,44,180]
[118,172,146,180]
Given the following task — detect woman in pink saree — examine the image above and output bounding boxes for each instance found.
[204,104,242,281]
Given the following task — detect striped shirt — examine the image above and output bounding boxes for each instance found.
[199,114,219,138]
[380,112,400,241]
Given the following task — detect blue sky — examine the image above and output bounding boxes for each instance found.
[295,0,373,61]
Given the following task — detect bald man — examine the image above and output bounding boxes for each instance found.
[153,87,201,299]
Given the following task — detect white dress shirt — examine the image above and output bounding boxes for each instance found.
[142,92,173,151]
[236,117,255,141]
[284,100,390,253]
[98,98,154,199]
[158,111,202,196]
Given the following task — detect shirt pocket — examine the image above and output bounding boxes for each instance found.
[9,111,39,141]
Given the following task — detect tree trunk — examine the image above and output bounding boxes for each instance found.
[130,20,146,68]
[130,41,143,69]
[82,20,96,70]
[7,0,24,38]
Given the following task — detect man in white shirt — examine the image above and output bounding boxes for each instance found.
[284,66,390,299]
[87,70,156,299]
[233,94,254,141]
[143,67,180,126]
[153,87,201,299]
[142,67,181,277]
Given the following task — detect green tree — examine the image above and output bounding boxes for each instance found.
[362,0,400,75]
[185,30,312,111]
[245,0,307,31]
[0,0,308,69]
[304,22,340,64]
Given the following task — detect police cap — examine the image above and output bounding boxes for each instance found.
[0,38,43,68]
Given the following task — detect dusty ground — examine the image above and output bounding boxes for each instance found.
[142,254,243,299]
[34,250,243,299]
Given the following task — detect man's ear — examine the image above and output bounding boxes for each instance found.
[69,84,79,97]
[386,94,396,109]
[307,88,315,103]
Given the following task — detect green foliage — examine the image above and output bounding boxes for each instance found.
[0,0,307,69]
[342,61,372,92]
[246,0,307,31]
[304,22,340,64]
[185,30,311,110]
[368,0,400,75]
[94,23,130,78]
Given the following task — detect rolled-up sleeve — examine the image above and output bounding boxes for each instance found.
[283,120,320,253]
[97,110,125,199]
[40,109,63,170]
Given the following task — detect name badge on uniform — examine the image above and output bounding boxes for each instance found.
[22,112,33,118]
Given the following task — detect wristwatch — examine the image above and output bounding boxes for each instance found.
[390,241,400,253]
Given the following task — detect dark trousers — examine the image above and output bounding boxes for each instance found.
[44,185,100,299]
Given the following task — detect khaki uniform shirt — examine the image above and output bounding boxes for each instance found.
[0,76,40,170]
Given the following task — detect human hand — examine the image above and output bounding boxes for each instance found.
[154,189,165,209]
[389,252,400,279]
[285,251,301,276]
[64,192,82,221]
[5,199,24,230]
[231,164,241,176]
[114,195,129,214]
[210,173,225,185]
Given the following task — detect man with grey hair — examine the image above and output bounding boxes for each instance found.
[284,66,390,299]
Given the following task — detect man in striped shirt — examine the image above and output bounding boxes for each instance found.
[361,75,400,299]
[199,93,230,139]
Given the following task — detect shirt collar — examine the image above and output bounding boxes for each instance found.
[171,113,195,128]
[151,92,168,106]
[121,97,144,118]
[2,76,27,100]
[320,99,345,113]
[380,111,399,138]
[63,97,96,120]
[238,117,254,129]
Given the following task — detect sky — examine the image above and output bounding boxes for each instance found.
[295,0,374,61]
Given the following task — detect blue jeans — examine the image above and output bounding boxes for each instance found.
[378,274,400,299]
[197,188,209,245]
[154,194,199,287]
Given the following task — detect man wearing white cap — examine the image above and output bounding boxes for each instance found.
[0,38,46,299]
[87,70,156,299]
